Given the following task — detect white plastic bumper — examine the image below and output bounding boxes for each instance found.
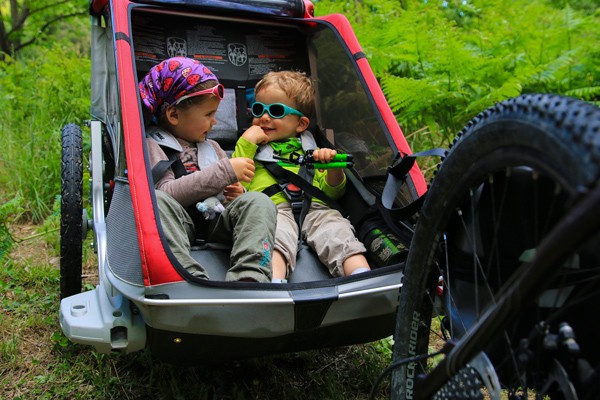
[59,284,146,354]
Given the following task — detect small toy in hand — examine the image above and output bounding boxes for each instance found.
[196,196,225,220]
[273,150,354,169]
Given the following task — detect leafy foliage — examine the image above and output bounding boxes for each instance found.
[0,0,88,60]
[315,0,600,151]
[0,39,90,222]
[0,220,15,264]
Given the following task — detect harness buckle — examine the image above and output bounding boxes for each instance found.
[282,183,304,213]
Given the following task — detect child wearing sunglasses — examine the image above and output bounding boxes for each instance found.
[233,70,371,282]
[141,57,277,283]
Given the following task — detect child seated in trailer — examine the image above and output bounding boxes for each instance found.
[140,57,277,283]
[232,71,371,283]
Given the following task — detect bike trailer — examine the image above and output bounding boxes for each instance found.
[59,0,427,363]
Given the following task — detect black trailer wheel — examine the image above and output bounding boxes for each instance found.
[391,94,600,399]
[60,124,84,299]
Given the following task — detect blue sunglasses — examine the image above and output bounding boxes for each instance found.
[251,102,305,119]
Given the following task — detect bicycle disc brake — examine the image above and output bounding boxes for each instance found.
[433,352,501,400]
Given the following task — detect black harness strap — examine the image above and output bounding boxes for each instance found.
[296,165,314,231]
[262,162,344,216]
[151,147,187,184]
[388,148,447,180]
[150,146,209,233]
[262,183,282,198]
[380,147,447,221]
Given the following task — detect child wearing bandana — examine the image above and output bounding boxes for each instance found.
[233,71,371,282]
[140,57,276,283]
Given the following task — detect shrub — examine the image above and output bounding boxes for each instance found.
[0,37,91,223]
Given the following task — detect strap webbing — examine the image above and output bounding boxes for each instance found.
[262,162,343,214]
[381,194,426,221]
[296,165,314,229]
[380,147,446,220]
[262,183,282,198]
[151,147,187,184]
[388,148,447,179]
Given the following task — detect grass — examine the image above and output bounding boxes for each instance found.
[0,42,90,224]
[0,223,395,400]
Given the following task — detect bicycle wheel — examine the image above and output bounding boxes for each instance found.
[391,94,600,399]
[60,123,84,299]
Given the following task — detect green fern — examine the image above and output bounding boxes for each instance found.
[565,86,600,101]
[317,0,600,150]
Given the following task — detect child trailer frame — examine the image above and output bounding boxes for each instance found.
[59,0,428,363]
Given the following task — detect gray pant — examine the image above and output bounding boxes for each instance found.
[155,190,276,282]
[275,202,367,278]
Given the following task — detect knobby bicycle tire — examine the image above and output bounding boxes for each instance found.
[60,124,84,300]
[391,94,600,399]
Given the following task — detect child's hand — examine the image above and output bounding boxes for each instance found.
[223,182,245,201]
[311,148,338,163]
[312,148,344,186]
[242,125,269,145]
[229,157,255,183]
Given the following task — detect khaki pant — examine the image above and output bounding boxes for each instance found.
[155,190,276,282]
[275,202,367,278]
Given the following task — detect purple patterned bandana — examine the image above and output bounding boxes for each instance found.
[139,57,219,118]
